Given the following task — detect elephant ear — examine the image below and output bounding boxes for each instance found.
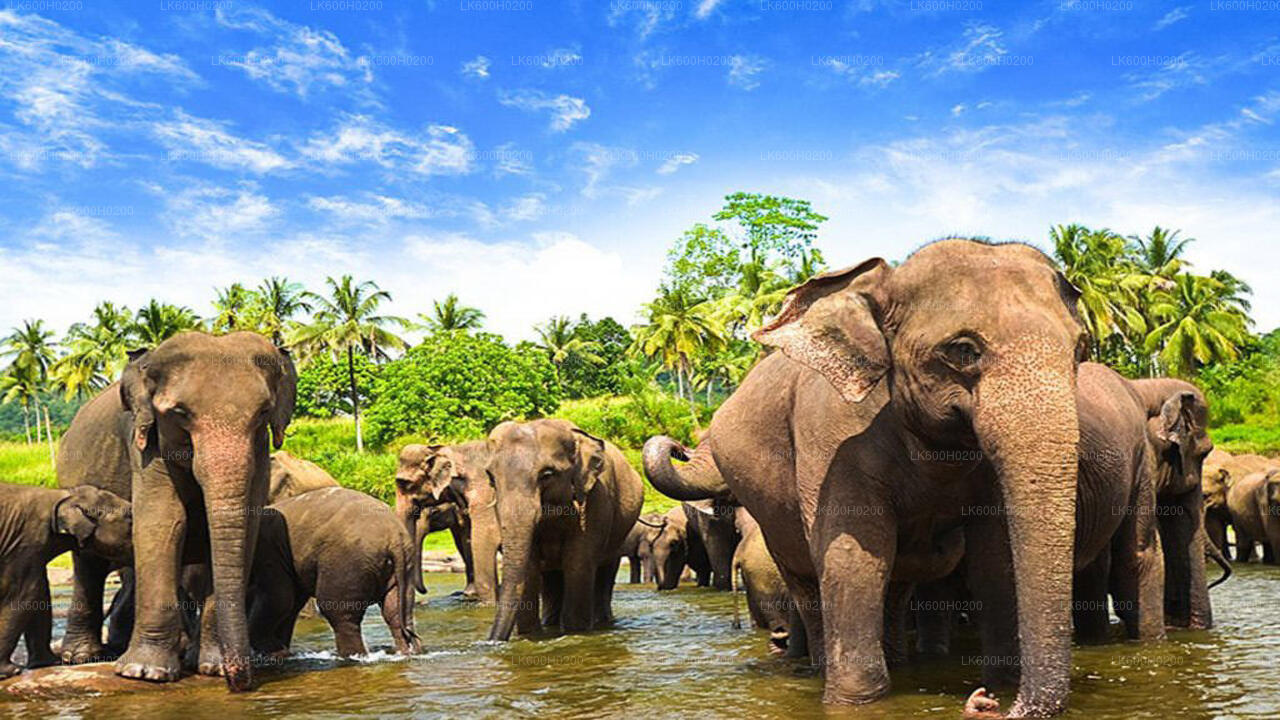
[268,348,297,450]
[53,487,100,547]
[753,258,892,404]
[119,348,156,454]
[572,428,607,504]
[1157,391,1198,448]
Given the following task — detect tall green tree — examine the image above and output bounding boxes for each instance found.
[291,276,408,452]
[1,319,58,457]
[135,300,200,345]
[1130,226,1193,279]
[1051,224,1145,360]
[535,315,603,390]
[53,302,136,397]
[1145,273,1252,378]
[418,293,486,333]
[631,286,725,406]
[254,277,312,344]
[211,283,259,333]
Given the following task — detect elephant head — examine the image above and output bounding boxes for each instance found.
[1148,388,1213,496]
[54,486,134,562]
[756,239,1085,717]
[120,331,296,691]
[394,443,484,593]
[486,419,606,641]
[641,515,687,590]
[1202,465,1230,515]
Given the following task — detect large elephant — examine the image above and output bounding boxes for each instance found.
[647,240,1086,717]
[268,451,339,502]
[56,331,296,690]
[486,419,643,640]
[1227,469,1280,563]
[618,513,667,584]
[0,484,133,679]
[643,437,738,589]
[394,442,500,604]
[248,487,419,657]
[1128,378,1217,629]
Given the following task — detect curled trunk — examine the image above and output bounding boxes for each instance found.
[642,436,729,502]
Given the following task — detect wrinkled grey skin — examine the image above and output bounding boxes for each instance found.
[0,484,132,679]
[1129,378,1217,629]
[619,514,665,584]
[487,419,643,640]
[394,442,500,604]
[56,332,296,691]
[645,240,1086,717]
[682,499,739,590]
[268,451,339,503]
[1227,469,1280,564]
[247,487,419,658]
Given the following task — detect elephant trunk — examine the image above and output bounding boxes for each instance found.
[395,492,427,594]
[488,500,540,642]
[196,433,260,692]
[974,352,1079,718]
[642,436,729,502]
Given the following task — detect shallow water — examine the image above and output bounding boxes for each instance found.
[5,564,1280,719]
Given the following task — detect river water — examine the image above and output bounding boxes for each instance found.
[4,564,1279,719]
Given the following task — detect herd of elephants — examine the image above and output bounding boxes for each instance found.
[3,238,1280,718]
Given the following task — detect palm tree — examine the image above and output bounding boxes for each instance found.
[0,366,40,444]
[255,277,312,344]
[1051,224,1145,359]
[1144,273,1251,378]
[53,302,137,398]
[135,300,200,345]
[631,286,725,405]
[1209,269,1252,313]
[291,276,408,452]
[2,319,58,458]
[211,283,259,334]
[418,293,486,333]
[535,316,603,387]
[1130,227,1193,280]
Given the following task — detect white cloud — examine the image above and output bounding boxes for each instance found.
[153,111,291,173]
[300,114,475,175]
[307,194,433,224]
[541,48,582,68]
[501,193,547,222]
[1126,53,1210,102]
[951,104,966,116]
[498,89,591,132]
[820,57,899,88]
[657,152,698,174]
[695,0,724,19]
[213,5,371,99]
[573,142,635,198]
[916,23,1008,77]
[461,55,491,79]
[1154,6,1190,31]
[492,142,533,176]
[727,55,766,90]
[158,183,278,241]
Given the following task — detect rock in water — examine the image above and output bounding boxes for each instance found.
[0,663,219,699]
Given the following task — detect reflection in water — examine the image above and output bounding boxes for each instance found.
[7,565,1280,718]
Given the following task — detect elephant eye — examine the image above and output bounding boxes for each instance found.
[538,468,556,481]
[940,337,983,372]
[170,405,191,419]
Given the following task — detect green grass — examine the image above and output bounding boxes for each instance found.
[0,440,56,488]
[1210,421,1280,457]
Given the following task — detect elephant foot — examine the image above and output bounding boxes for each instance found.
[461,583,478,600]
[26,650,61,670]
[59,635,115,665]
[963,688,1003,719]
[197,643,224,677]
[0,661,20,679]
[115,642,182,683]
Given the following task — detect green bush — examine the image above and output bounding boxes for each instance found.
[294,352,379,419]
[559,390,712,450]
[364,331,560,447]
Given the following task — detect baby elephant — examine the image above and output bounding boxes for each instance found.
[248,487,420,658]
[0,484,132,678]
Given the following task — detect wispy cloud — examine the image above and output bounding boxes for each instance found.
[657,152,698,174]
[695,0,724,19]
[819,56,900,88]
[157,182,278,241]
[498,89,590,131]
[300,114,475,175]
[461,55,490,79]
[917,23,1008,77]
[153,111,291,173]
[1153,6,1190,31]
[307,193,433,224]
[727,55,766,90]
[213,5,372,99]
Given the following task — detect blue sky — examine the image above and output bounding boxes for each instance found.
[1,0,1278,339]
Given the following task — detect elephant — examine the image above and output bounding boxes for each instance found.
[619,513,666,584]
[394,442,500,604]
[646,239,1087,716]
[732,509,791,654]
[486,419,643,640]
[247,487,419,658]
[268,451,339,503]
[643,437,737,589]
[56,331,296,690]
[0,484,132,679]
[1129,378,1218,629]
[1204,450,1278,562]
[646,507,692,590]
[1226,469,1280,564]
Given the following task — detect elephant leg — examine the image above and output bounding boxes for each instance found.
[882,582,913,668]
[705,525,736,591]
[105,569,135,655]
[116,473,187,683]
[0,589,28,677]
[1108,498,1165,641]
[23,572,59,668]
[380,584,419,655]
[559,557,597,633]
[1263,514,1280,567]
[469,508,500,606]
[320,598,369,657]
[913,577,955,656]
[515,570,541,636]
[248,581,295,657]
[965,512,1021,690]
[1160,492,1211,629]
[593,558,621,627]
[61,551,112,664]
[539,569,564,629]
[775,565,819,662]
[450,520,477,598]
[629,554,642,584]
[1073,551,1111,644]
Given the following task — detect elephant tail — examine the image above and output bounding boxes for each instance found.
[1206,533,1232,590]
[731,550,743,630]
[642,435,731,502]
